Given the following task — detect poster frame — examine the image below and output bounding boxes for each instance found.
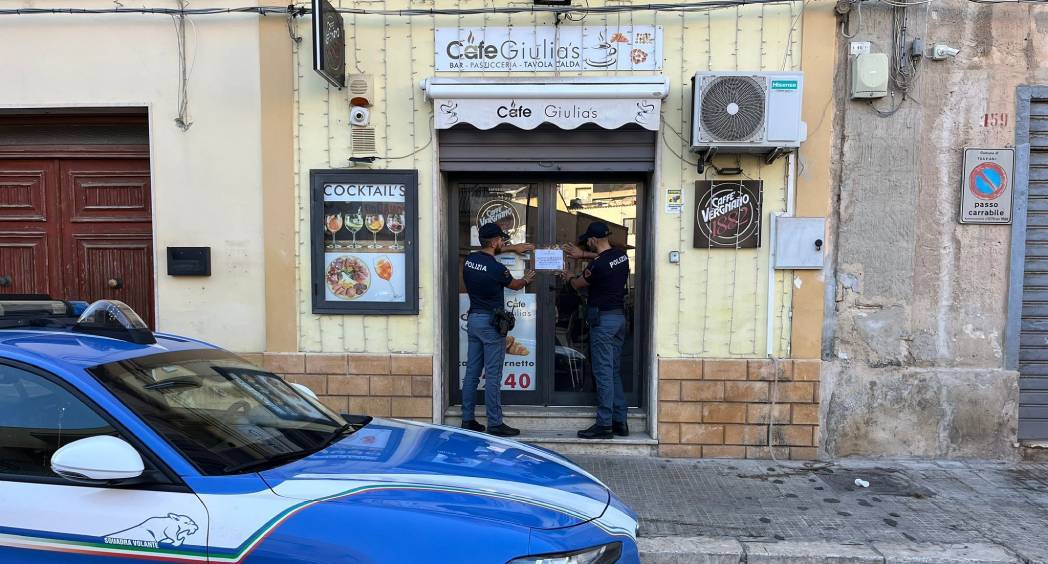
[310,169,419,315]
[693,179,764,249]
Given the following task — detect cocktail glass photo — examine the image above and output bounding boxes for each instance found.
[325,212,344,248]
[345,208,364,249]
[387,212,405,250]
[365,212,385,249]
[375,256,400,299]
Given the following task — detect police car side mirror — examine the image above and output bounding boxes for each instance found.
[51,435,145,484]
[290,382,319,400]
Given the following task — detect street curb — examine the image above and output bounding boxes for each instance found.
[637,537,1021,564]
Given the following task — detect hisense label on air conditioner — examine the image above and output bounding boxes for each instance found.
[691,71,807,153]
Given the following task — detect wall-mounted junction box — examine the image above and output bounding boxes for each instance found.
[850,53,889,99]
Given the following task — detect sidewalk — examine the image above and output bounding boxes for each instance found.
[574,456,1048,563]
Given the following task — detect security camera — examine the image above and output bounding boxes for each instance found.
[350,106,370,127]
[931,44,960,60]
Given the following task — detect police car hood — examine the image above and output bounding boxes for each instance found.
[259,419,611,530]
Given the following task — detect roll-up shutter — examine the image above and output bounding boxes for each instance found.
[438,124,657,172]
[1020,98,1048,440]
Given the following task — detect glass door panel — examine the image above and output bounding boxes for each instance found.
[453,183,542,406]
[549,182,640,406]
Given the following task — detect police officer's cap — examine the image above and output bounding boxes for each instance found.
[578,221,611,244]
[478,222,511,240]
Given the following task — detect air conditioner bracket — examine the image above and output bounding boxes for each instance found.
[696,147,718,174]
[765,147,788,165]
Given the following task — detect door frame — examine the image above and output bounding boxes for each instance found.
[1006,85,1048,441]
[445,172,655,412]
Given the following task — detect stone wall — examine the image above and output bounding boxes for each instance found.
[245,353,434,422]
[658,359,821,459]
[824,1,1047,459]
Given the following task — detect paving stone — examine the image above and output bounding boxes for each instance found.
[638,536,743,564]
[572,456,1048,560]
[744,541,882,563]
[874,542,1020,563]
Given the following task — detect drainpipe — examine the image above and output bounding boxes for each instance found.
[767,152,798,357]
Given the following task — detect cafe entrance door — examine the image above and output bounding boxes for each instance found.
[448,175,647,410]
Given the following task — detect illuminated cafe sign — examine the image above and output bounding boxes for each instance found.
[312,0,345,88]
[694,180,764,249]
[422,77,670,132]
[435,26,663,72]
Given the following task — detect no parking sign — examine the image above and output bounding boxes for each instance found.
[960,148,1014,224]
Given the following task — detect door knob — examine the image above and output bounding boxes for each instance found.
[0,276,11,287]
[108,278,123,289]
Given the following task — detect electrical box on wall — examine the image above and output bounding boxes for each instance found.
[851,53,889,99]
[774,218,825,270]
[167,247,211,276]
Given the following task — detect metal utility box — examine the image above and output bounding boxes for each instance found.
[167,247,211,276]
[774,217,825,269]
[850,53,888,99]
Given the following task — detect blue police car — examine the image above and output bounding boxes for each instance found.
[0,299,638,563]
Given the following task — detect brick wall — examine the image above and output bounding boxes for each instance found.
[658,358,821,460]
[243,353,434,422]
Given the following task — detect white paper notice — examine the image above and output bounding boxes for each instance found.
[534,249,564,271]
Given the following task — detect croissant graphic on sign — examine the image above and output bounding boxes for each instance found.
[505,336,529,356]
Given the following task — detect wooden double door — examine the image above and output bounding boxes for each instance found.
[0,157,154,326]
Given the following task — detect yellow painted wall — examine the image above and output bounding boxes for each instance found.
[293,0,812,358]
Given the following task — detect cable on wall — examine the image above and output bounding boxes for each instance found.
[172,0,193,131]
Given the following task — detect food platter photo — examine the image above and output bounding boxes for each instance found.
[325,253,405,302]
[326,255,370,300]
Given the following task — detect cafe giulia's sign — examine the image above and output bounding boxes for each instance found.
[435,97,660,130]
[435,26,662,72]
[694,180,763,249]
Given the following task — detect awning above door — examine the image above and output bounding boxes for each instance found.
[421,77,670,131]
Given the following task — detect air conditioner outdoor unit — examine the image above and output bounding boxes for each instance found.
[691,71,807,164]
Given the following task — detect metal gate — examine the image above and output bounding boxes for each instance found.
[1019,93,1048,440]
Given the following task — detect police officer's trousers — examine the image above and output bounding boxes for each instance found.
[462,313,505,427]
[589,307,628,427]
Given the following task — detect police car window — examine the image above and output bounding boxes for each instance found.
[89,350,346,475]
[0,364,116,478]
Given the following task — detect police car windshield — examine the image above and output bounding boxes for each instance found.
[89,350,348,475]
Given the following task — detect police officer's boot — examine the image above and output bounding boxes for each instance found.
[577,423,613,439]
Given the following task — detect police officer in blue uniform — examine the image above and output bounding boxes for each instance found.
[462,222,535,437]
[565,221,630,439]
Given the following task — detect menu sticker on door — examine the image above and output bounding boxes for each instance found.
[959,147,1014,224]
[694,180,763,249]
[310,170,419,315]
[458,292,537,391]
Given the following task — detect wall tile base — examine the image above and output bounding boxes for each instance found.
[659,358,821,460]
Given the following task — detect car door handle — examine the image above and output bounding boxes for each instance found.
[108,277,124,289]
[0,275,11,287]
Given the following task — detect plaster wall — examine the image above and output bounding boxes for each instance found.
[0,1,268,352]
